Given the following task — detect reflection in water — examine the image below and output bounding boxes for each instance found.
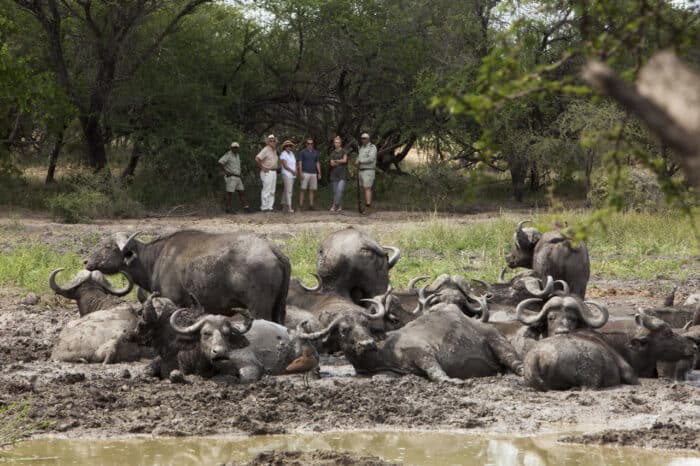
[5,431,700,466]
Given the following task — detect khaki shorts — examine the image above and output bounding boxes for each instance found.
[359,169,375,188]
[225,175,244,192]
[301,172,318,190]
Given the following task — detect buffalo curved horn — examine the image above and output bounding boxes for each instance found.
[115,231,143,251]
[170,309,207,335]
[497,267,509,284]
[93,271,133,296]
[634,313,664,331]
[413,286,431,314]
[299,273,322,292]
[683,320,693,331]
[515,220,533,248]
[408,276,430,293]
[230,308,254,334]
[49,268,90,294]
[360,298,386,320]
[516,298,549,326]
[523,275,554,298]
[49,268,92,293]
[297,315,346,340]
[578,300,609,328]
[384,246,401,269]
[553,279,570,294]
[470,279,493,300]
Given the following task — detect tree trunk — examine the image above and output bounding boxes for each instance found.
[45,126,66,184]
[121,142,141,179]
[529,164,540,192]
[80,115,107,170]
[509,156,527,202]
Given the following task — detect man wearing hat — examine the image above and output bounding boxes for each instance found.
[219,142,251,213]
[354,132,377,211]
[255,134,279,212]
[279,140,297,213]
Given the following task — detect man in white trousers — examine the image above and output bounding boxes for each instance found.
[255,134,279,212]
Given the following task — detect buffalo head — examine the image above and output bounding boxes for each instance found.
[169,308,253,367]
[629,314,697,361]
[420,275,490,319]
[49,268,133,300]
[84,232,143,274]
[505,220,542,269]
[517,293,608,336]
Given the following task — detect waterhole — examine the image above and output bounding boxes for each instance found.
[4,431,700,465]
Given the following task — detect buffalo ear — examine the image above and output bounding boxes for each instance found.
[629,336,648,351]
[228,334,250,350]
[123,250,138,266]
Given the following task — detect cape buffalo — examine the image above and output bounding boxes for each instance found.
[299,300,523,383]
[523,331,639,391]
[49,268,133,316]
[316,227,400,302]
[516,293,609,337]
[505,220,590,298]
[84,230,291,324]
[598,314,698,378]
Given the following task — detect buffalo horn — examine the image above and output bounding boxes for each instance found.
[170,309,206,335]
[384,246,401,269]
[230,308,254,334]
[497,267,509,284]
[553,279,570,294]
[93,271,133,296]
[523,275,554,298]
[360,297,386,320]
[49,268,91,293]
[408,276,430,293]
[515,220,533,248]
[579,300,609,328]
[413,286,430,314]
[115,231,143,251]
[299,273,322,292]
[634,313,663,331]
[470,278,493,300]
[516,298,549,326]
[297,315,345,340]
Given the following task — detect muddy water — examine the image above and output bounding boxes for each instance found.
[5,431,700,465]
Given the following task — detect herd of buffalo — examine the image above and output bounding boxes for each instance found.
[45,222,700,391]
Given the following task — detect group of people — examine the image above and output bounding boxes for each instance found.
[218,134,377,213]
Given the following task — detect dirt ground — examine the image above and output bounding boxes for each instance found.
[0,211,699,451]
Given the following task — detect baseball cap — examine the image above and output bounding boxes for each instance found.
[361,133,370,139]
[267,134,276,141]
[230,142,240,148]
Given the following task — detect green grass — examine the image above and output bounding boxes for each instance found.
[0,211,697,296]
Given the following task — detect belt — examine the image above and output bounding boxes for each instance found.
[225,174,240,178]
[359,168,375,171]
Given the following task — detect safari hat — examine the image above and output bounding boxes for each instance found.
[281,140,295,149]
[230,142,240,148]
[361,132,370,139]
[267,134,276,141]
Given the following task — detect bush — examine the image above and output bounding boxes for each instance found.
[46,171,143,223]
[588,167,666,211]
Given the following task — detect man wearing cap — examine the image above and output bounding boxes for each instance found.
[219,142,251,213]
[354,132,377,211]
[297,137,321,210]
[255,135,279,212]
[279,140,297,213]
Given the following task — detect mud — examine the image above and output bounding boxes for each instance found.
[1,213,699,450]
[229,450,395,466]
[560,422,700,450]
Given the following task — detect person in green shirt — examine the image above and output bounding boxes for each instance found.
[329,136,349,212]
[218,142,250,213]
[353,132,377,210]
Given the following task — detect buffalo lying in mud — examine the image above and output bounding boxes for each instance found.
[298,299,523,383]
[140,299,308,382]
[49,269,156,364]
[598,314,698,378]
[49,268,155,364]
[523,331,639,391]
[506,221,590,298]
[49,268,133,316]
[316,228,400,302]
[84,230,291,324]
[516,293,609,337]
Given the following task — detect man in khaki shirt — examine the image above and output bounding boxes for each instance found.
[219,142,251,213]
[255,134,279,212]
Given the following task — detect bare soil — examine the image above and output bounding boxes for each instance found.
[0,212,699,450]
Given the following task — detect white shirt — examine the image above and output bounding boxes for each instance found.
[280,150,296,178]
